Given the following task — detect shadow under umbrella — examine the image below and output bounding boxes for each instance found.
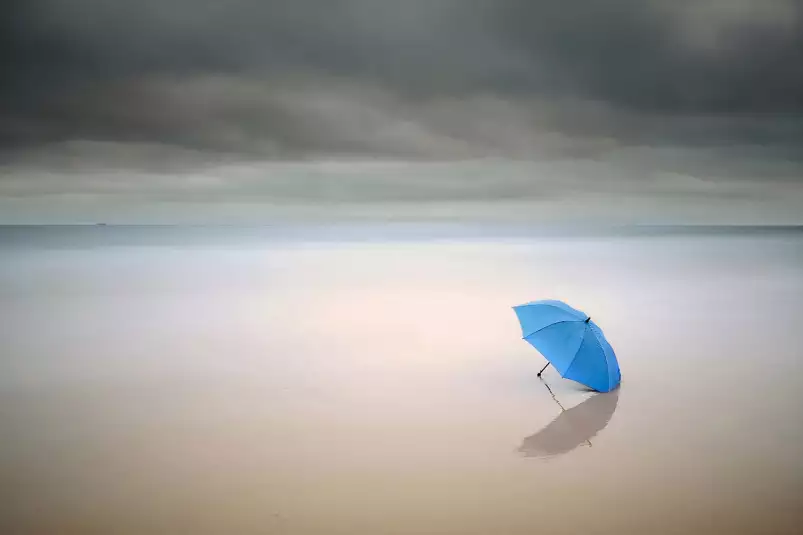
[519,383,620,458]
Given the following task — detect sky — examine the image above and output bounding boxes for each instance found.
[2,0,803,224]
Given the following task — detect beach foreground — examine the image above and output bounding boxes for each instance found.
[1,225,802,534]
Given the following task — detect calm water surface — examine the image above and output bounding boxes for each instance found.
[1,225,802,534]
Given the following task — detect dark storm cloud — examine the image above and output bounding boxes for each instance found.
[3,0,803,158]
[495,0,803,114]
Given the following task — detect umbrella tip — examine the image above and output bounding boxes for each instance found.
[585,317,591,323]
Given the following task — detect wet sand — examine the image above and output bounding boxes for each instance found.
[1,225,802,534]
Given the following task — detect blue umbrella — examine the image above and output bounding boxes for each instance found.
[513,299,621,392]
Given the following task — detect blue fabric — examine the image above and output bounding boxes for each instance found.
[513,300,621,392]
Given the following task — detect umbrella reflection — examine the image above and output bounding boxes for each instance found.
[519,385,619,458]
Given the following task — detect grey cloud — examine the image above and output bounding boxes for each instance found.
[2,144,798,202]
[2,0,803,226]
[3,0,803,157]
[3,73,803,164]
[3,156,802,226]
[493,0,803,113]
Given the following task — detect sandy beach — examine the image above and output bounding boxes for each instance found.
[1,225,802,534]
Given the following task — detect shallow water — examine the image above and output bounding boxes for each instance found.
[1,225,802,534]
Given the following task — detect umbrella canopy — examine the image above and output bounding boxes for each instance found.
[513,299,621,392]
[519,388,619,457]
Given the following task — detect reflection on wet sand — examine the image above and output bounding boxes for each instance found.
[519,385,620,457]
[2,226,803,534]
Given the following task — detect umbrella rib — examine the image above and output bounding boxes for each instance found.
[522,319,576,339]
[587,328,613,391]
